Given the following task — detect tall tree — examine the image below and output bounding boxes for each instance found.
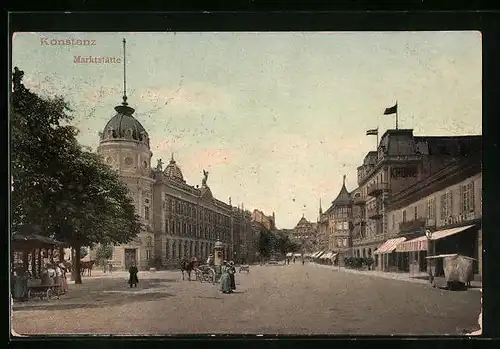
[11,67,143,284]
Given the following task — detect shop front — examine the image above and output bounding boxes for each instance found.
[373,237,407,272]
[396,223,479,277]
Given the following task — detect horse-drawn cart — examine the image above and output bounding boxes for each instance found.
[194,265,218,284]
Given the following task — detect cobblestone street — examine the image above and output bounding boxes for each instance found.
[11,263,481,335]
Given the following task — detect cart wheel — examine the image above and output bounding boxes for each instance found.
[46,288,53,299]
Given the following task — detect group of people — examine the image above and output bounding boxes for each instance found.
[219,260,236,294]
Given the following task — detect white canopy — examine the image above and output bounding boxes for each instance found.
[286,252,293,257]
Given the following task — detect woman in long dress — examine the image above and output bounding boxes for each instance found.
[128,263,139,288]
[219,261,232,294]
[228,261,236,291]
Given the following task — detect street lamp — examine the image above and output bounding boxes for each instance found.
[425,229,434,285]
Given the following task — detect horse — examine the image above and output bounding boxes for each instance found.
[180,258,197,281]
[80,260,95,276]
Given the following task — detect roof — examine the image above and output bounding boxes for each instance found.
[332,175,352,206]
[101,102,148,143]
[12,233,66,249]
[164,155,185,182]
[297,216,309,225]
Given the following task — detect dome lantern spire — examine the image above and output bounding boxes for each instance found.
[113,38,135,116]
[122,38,128,106]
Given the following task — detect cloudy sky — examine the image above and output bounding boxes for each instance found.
[12,31,481,228]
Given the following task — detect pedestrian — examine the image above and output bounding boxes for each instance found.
[302,258,305,265]
[229,261,236,291]
[128,262,139,288]
[293,257,296,264]
[58,263,69,293]
[54,263,63,289]
[219,260,232,294]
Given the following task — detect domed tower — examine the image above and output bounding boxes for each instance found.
[96,39,154,271]
[163,154,185,183]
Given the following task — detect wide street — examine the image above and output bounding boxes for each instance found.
[11,263,481,336]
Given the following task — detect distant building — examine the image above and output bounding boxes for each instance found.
[291,215,318,253]
[251,209,276,231]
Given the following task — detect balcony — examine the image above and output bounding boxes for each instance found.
[367,206,383,219]
[353,197,366,206]
[398,218,426,235]
[367,182,388,197]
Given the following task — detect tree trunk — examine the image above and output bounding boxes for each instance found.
[73,244,83,284]
[59,246,65,263]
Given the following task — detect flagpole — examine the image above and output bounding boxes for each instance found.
[395,100,398,130]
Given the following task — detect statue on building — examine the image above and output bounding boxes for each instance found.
[202,169,209,186]
[156,158,164,171]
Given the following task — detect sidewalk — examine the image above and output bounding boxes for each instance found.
[312,263,482,290]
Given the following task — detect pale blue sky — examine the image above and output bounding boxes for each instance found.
[12,32,481,228]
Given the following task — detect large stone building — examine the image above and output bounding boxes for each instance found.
[351,129,481,266]
[94,93,238,270]
[387,156,482,276]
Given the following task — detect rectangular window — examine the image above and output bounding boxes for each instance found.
[414,206,418,220]
[426,197,436,220]
[343,221,349,230]
[440,191,453,220]
[402,210,407,223]
[461,182,475,214]
[145,206,150,221]
[146,250,151,260]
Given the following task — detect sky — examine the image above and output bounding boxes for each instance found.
[11,31,482,229]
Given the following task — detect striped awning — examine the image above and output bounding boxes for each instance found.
[315,251,326,258]
[429,225,475,241]
[320,252,332,259]
[373,237,407,254]
[396,236,428,252]
[395,225,475,253]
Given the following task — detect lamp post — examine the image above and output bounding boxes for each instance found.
[425,228,434,285]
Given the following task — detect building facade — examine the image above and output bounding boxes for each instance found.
[352,129,481,266]
[322,175,353,265]
[316,200,330,252]
[251,209,276,231]
[94,95,238,270]
[387,157,482,276]
[292,216,318,253]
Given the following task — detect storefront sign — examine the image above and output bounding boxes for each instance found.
[391,166,417,179]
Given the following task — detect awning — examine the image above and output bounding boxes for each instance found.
[294,253,302,257]
[320,252,331,259]
[315,251,325,258]
[312,251,320,258]
[286,252,293,257]
[428,225,475,241]
[373,237,407,254]
[396,236,428,252]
